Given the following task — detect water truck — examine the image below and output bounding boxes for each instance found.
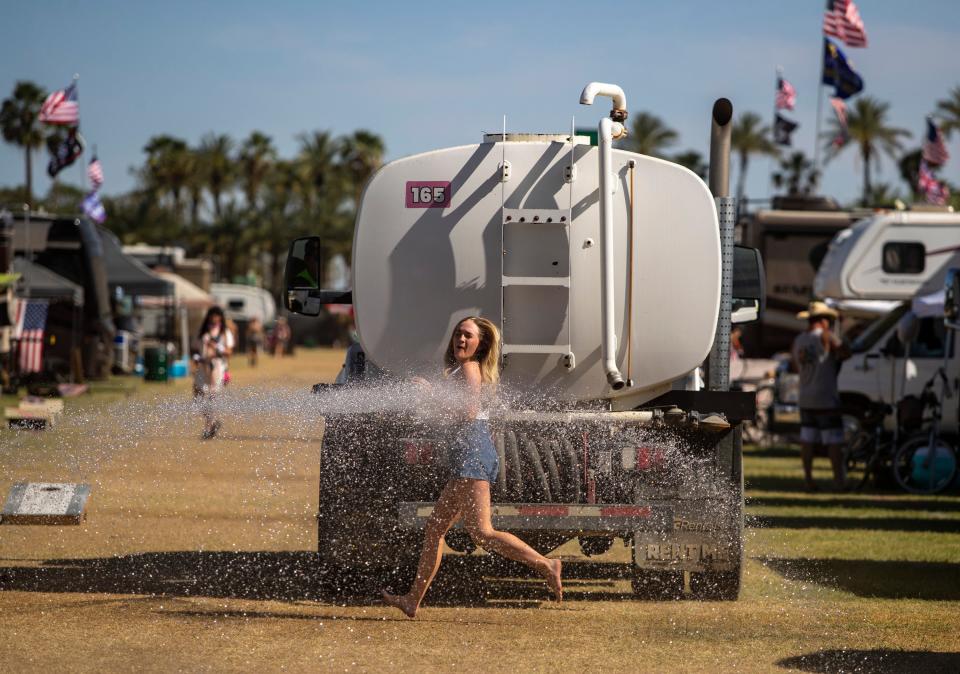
[285,83,764,599]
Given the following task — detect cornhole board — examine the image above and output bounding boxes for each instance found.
[5,398,64,429]
[1,483,91,525]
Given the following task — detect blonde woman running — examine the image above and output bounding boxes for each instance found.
[383,316,562,618]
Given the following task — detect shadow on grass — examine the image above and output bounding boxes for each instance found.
[778,649,960,673]
[743,446,798,459]
[0,551,633,607]
[745,475,822,493]
[758,557,960,600]
[747,474,960,497]
[747,514,960,533]
[747,496,960,513]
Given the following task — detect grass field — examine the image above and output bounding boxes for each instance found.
[1,348,958,672]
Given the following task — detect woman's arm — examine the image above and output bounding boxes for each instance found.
[460,360,483,420]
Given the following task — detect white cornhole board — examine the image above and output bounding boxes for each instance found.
[5,398,64,429]
[1,483,91,525]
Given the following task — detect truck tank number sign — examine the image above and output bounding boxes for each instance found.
[406,181,451,208]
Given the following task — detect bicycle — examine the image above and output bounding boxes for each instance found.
[843,401,895,491]
[890,367,958,495]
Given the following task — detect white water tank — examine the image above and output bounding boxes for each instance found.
[352,134,720,406]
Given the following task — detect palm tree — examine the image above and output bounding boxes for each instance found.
[142,135,192,221]
[296,130,339,213]
[731,112,778,204]
[339,130,385,207]
[621,111,678,158]
[262,159,306,291]
[197,133,234,218]
[935,85,960,139]
[671,150,707,179]
[772,151,820,197]
[0,81,48,205]
[824,96,911,206]
[897,149,922,200]
[238,131,276,209]
[864,182,902,209]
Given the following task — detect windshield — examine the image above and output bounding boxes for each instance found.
[850,303,909,353]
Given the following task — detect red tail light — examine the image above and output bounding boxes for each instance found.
[403,439,435,465]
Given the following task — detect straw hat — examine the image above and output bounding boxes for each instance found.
[796,300,839,320]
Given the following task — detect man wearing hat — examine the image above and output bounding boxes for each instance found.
[792,300,851,491]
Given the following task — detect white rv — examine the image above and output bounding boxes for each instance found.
[209,283,277,325]
[815,210,960,303]
[808,209,959,431]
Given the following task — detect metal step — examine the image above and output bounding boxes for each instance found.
[502,275,570,287]
[502,344,571,355]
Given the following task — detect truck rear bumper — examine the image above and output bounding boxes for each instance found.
[398,500,740,573]
[398,501,672,534]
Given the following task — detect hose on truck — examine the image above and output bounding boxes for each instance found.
[493,429,586,504]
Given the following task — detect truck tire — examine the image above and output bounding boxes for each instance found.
[689,569,741,600]
[631,569,684,600]
[317,414,419,597]
[690,427,744,601]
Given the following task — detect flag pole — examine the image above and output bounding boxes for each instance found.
[73,73,85,199]
[813,40,825,181]
[770,66,782,200]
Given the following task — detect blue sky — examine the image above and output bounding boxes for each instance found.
[2,0,958,206]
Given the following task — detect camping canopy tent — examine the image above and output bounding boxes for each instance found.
[11,213,115,379]
[147,271,214,356]
[97,226,177,346]
[152,271,213,309]
[12,257,84,304]
[10,256,85,379]
[97,227,173,299]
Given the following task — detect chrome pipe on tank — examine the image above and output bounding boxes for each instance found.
[580,82,628,391]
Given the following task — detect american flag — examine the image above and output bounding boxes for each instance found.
[829,97,850,147]
[39,81,79,125]
[13,300,49,374]
[918,160,950,206]
[87,155,104,189]
[823,0,868,48]
[775,77,796,111]
[922,117,949,166]
[829,97,848,129]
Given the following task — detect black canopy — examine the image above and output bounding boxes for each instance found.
[12,256,84,305]
[97,226,173,298]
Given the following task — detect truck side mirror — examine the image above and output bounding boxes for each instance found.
[731,245,765,324]
[284,236,323,316]
[945,267,960,329]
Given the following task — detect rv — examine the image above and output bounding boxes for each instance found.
[808,209,960,434]
[738,202,862,355]
[209,283,276,325]
[815,210,960,304]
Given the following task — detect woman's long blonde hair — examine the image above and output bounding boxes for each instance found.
[444,316,501,387]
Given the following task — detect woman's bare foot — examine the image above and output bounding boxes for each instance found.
[382,590,418,619]
[545,559,562,602]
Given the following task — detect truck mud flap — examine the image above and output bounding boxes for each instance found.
[399,502,672,534]
[631,500,741,573]
[632,531,739,573]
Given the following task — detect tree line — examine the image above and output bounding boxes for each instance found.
[3,80,959,294]
[1,80,383,293]
[621,90,960,209]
